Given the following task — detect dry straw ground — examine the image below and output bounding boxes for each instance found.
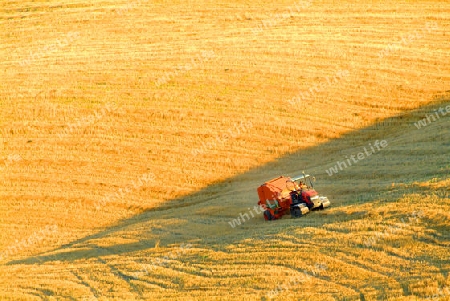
[0,0,449,300]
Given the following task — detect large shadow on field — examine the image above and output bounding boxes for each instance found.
[9,96,450,265]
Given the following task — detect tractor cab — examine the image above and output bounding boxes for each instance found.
[289,174,331,210]
[289,174,314,190]
[257,173,331,221]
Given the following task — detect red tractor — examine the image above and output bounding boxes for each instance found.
[257,173,331,220]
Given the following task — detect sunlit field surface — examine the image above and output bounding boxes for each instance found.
[0,0,449,300]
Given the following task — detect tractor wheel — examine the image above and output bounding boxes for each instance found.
[264,210,273,221]
[293,207,302,218]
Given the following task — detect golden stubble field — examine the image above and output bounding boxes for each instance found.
[0,0,449,300]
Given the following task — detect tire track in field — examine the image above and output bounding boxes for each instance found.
[268,229,423,298]
[71,270,101,300]
[96,257,144,299]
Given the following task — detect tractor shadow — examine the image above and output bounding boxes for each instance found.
[8,95,450,265]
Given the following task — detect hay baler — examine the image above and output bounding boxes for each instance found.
[257,173,330,220]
